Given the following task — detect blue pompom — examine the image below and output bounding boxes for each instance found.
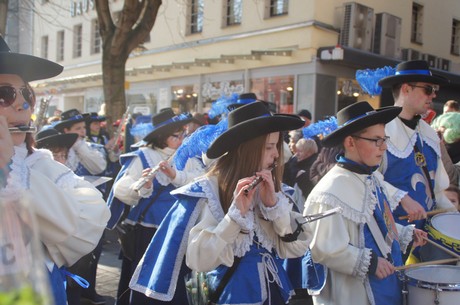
[173,118,228,170]
[302,117,338,139]
[356,66,396,96]
[130,123,154,139]
[208,94,239,119]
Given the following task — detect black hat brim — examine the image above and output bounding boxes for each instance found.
[53,117,87,131]
[206,114,304,159]
[36,133,78,150]
[143,118,192,143]
[0,54,63,82]
[378,74,449,87]
[321,106,402,147]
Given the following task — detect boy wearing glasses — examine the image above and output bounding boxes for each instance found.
[378,60,457,262]
[304,101,427,305]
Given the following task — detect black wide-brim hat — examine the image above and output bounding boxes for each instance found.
[35,127,78,150]
[206,101,304,159]
[54,109,86,131]
[0,36,63,81]
[378,60,448,87]
[322,101,402,147]
[143,108,192,143]
[83,112,106,123]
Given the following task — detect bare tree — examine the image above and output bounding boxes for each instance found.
[0,0,9,36]
[95,0,162,131]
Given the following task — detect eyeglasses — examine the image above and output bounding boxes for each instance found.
[351,135,390,147]
[409,84,439,96]
[0,86,35,108]
[170,131,186,139]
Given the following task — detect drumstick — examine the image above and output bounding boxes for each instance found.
[395,258,460,271]
[421,236,460,259]
[398,208,451,220]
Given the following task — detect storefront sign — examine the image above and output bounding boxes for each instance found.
[201,81,244,99]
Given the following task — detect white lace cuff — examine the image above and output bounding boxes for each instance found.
[353,248,372,281]
[399,224,415,254]
[228,204,254,232]
[391,190,408,210]
[138,184,153,198]
[259,192,289,221]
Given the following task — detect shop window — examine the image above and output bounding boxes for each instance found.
[250,75,294,114]
[171,85,199,113]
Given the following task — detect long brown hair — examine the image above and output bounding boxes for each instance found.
[207,132,284,213]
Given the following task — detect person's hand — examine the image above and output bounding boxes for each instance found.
[138,168,155,189]
[234,177,256,216]
[400,195,427,222]
[158,160,176,179]
[254,169,276,207]
[0,116,14,168]
[374,257,395,279]
[412,229,428,248]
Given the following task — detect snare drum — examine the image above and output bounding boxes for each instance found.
[405,265,460,305]
[420,213,460,262]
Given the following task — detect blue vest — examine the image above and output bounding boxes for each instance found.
[384,136,438,229]
[364,186,403,305]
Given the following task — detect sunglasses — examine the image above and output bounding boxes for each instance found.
[409,84,439,96]
[0,85,35,108]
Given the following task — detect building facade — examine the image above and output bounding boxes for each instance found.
[24,0,460,120]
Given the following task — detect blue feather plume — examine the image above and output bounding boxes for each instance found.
[355,66,396,96]
[302,117,338,139]
[208,94,239,119]
[130,123,154,139]
[174,118,228,170]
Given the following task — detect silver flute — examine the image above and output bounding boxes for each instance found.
[8,126,37,133]
[133,164,163,192]
[244,161,277,195]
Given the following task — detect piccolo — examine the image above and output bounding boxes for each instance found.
[244,161,277,195]
[133,154,175,192]
[9,126,37,133]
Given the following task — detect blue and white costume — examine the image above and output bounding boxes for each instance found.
[2,145,109,305]
[381,118,454,229]
[129,175,311,304]
[304,160,415,305]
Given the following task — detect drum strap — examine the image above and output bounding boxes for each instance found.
[368,216,393,263]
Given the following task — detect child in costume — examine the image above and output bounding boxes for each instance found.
[304,101,427,305]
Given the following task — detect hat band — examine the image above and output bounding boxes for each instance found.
[396,69,432,76]
[153,113,190,130]
[341,111,377,127]
[66,114,84,121]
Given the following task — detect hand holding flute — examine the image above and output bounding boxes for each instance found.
[133,160,176,192]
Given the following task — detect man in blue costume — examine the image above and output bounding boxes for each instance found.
[378,60,457,262]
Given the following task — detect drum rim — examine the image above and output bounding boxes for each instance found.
[426,213,460,250]
[406,265,460,291]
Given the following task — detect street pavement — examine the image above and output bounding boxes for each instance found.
[85,229,312,305]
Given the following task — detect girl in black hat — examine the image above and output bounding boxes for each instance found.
[0,36,110,304]
[107,108,205,305]
[173,102,312,304]
[304,101,427,305]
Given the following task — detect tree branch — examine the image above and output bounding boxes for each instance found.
[126,0,162,52]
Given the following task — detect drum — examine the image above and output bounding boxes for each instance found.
[405,265,460,305]
[420,213,460,262]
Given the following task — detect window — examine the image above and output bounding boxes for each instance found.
[268,0,288,17]
[91,18,101,54]
[225,0,242,26]
[411,3,423,44]
[188,0,203,34]
[41,35,48,59]
[250,75,295,114]
[56,30,64,61]
[451,19,460,55]
[73,24,82,58]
